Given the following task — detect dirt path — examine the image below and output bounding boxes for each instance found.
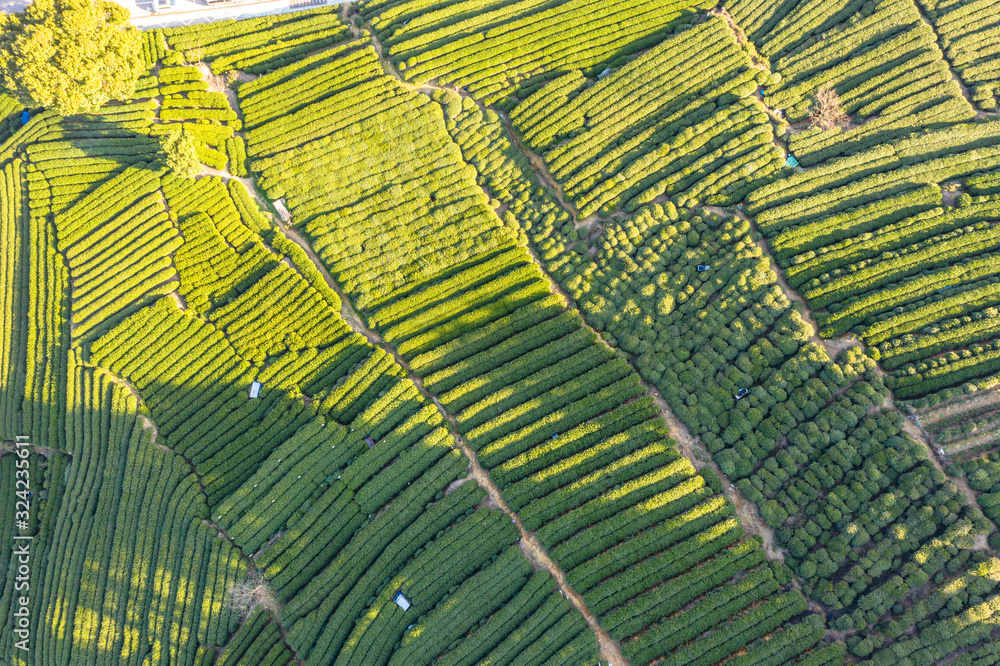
[168,290,188,311]
[422,74,600,234]
[272,218,380,345]
[707,202,859,361]
[361,12,596,233]
[167,39,620,663]
[191,62,275,214]
[271,210,629,666]
[908,0,999,120]
[527,212,790,565]
[495,111,594,228]
[648,387,786,561]
[195,63,254,141]
[500,219,787,566]
[368,28,795,581]
[93,365,165,446]
[920,390,1000,426]
[881,391,997,549]
[92,359,303,659]
[946,429,1000,456]
[0,441,65,459]
[446,413,627,666]
[257,18,997,643]
[366,53,765,621]
[704,204,865,364]
[350,32,630,662]
[199,165,259,194]
[705,196,999,553]
[758,239,826,337]
[734,212,992,516]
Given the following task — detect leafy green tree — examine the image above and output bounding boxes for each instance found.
[162,129,201,178]
[0,0,142,115]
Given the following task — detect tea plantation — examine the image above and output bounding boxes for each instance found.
[3,1,1000,665]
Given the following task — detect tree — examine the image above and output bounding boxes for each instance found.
[0,0,142,115]
[809,82,849,131]
[226,571,276,621]
[162,128,201,178]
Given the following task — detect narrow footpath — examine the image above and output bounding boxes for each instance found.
[206,22,1000,657]
[707,197,1000,551]
[373,36,797,572]
[909,0,999,120]
[431,84,795,569]
[271,216,629,666]
[90,362,294,656]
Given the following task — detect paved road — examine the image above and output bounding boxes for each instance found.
[2,0,349,28]
[0,0,31,12]
[127,0,349,29]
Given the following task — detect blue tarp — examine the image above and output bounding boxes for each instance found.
[20,111,30,125]
[785,154,799,168]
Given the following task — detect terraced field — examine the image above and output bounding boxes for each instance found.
[3,1,1000,665]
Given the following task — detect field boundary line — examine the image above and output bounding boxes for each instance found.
[269,214,628,666]
[908,0,995,118]
[372,29,799,580]
[712,5,1000,551]
[87,361,304,662]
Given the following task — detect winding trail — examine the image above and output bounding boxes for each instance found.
[455,111,794,569]
[376,35,798,584]
[349,24,630,662]
[705,194,1000,550]
[704,183,1000,553]
[90,362,298,657]
[649,386,786,561]
[362,11,598,231]
[271,219,379,346]
[209,21,1000,656]
[270,217,628,666]
[139,62,338,663]
[503,205,788,564]
[496,112,596,228]
[756,227,861,362]
[385,51,795,568]
[885,393,994,549]
[909,0,999,120]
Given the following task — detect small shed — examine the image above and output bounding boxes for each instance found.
[365,436,376,449]
[249,381,262,399]
[597,68,612,79]
[785,154,800,168]
[272,199,292,222]
[394,592,411,611]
